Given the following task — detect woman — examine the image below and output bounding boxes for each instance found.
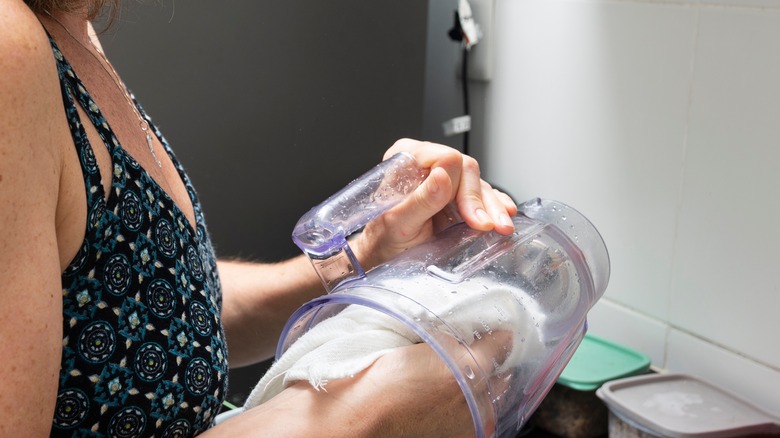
[0,0,517,436]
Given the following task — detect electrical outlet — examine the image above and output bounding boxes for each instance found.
[443,115,472,136]
[462,0,495,82]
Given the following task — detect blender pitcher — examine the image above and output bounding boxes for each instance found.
[249,153,610,438]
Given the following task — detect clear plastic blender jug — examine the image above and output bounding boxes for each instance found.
[271,153,610,437]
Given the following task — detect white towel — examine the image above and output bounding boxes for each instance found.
[243,278,544,410]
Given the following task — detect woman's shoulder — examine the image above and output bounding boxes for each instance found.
[0,0,64,152]
[0,0,66,198]
[0,1,61,108]
[0,0,54,70]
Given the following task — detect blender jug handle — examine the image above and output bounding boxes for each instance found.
[292,152,428,291]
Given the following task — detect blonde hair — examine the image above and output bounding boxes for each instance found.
[25,0,115,20]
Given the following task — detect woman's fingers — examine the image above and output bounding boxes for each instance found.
[386,139,516,234]
[380,167,453,246]
[452,154,494,232]
[479,182,518,236]
[385,139,463,198]
[361,139,517,269]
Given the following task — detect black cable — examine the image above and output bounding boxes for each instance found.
[448,10,471,156]
[462,46,470,156]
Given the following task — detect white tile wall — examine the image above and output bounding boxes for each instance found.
[483,0,780,417]
[669,6,780,368]
[485,0,696,319]
[586,299,669,366]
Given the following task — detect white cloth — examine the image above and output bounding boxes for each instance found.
[243,278,544,409]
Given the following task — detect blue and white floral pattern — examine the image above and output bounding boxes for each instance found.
[50,37,228,437]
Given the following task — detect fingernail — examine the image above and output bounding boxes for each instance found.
[500,214,514,228]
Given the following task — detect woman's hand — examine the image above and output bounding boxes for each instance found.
[355,139,517,269]
[342,342,477,438]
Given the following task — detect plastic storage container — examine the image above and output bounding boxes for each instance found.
[557,333,651,392]
[596,373,780,437]
[245,154,612,438]
[533,333,651,437]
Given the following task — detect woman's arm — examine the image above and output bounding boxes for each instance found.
[218,256,324,367]
[202,343,475,438]
[0,3,70,435]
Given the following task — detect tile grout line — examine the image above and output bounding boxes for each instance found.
[602,297,780,373]
[662,4,701,371]
[571,0,780,13]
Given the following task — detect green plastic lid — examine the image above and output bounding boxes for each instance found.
[557,333,651,391]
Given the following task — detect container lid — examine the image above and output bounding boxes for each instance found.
[556,333,651,391]
[596,373,780,438]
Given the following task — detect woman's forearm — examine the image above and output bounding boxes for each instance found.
[218,256,325,367]
[202,379,380,437]
[203,343,474,438]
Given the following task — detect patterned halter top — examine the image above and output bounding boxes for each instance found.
[49,37,229,437]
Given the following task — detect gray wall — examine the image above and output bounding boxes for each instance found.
[424,0,499,182]
[423,0,500,198]
[101,0,428,405]
[423,0,464,147]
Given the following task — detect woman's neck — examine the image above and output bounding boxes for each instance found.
[38,9,91,44]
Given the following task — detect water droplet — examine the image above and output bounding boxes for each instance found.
[464,365,475,379]
[450,290,457,294]
[561,215,567,221]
